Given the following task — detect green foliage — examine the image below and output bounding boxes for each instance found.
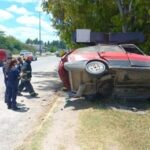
[0,32,35,54]
[26,38,43,45]
[45,40,67,52]
[42,0,150,51]
[42,0,117,48]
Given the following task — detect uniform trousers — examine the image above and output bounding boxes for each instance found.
[7,84,18,108]
[18,79,35,94]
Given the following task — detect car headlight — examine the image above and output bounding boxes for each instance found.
[86,61,106,75]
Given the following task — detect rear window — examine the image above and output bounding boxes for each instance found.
[121,45,144,55]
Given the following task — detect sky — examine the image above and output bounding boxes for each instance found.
[0,0,59,43]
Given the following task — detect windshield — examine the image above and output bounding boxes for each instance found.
[24,52,32,55]
[121,44,144,55]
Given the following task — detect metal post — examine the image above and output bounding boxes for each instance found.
[39,11,42,55]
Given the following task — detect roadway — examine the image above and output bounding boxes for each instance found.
[0,55,61,150]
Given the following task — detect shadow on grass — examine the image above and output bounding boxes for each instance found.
[64,94,150,112]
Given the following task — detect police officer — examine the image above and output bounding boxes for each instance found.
[2,57,12,86]
[18,56,38,97]
[6,59,20,110]
[16,56,23,73]
[2,57,12,103]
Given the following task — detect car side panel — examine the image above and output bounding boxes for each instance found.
[127,53,150,67]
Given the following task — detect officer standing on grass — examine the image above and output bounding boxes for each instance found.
[18,56,38,97]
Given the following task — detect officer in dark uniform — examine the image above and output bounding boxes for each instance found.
[16,57,23,73]
[18,56,38,97]
[17,57,28,92]
[2,57,12,103]
[2,57,12,86]
[6,59,20,110]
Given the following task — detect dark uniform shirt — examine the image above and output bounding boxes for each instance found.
[21,60,32,79]
[16,62,23,74]
[2,62,9,85]
[7,67,19,87]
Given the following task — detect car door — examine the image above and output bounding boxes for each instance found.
[121,44,150,67]
[123,45,150,85]
[127,53,150,67]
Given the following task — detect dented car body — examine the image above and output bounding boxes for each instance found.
[58,44,150,98]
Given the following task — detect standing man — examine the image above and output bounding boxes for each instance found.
[18,56,38,97]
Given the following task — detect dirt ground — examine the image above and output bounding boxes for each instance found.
[0,56,61,150]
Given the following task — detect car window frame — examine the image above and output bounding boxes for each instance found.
[119,44,145,55]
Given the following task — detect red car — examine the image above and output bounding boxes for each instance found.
[0,49,12,66]
[58,44,150,99]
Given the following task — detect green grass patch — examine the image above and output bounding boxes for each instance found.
[16,117,52,150]
[77,100,150,150]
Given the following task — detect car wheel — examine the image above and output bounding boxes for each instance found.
[86,60,107,76]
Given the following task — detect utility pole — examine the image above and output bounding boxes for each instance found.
[39,11,42,55]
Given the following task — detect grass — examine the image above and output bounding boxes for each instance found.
[25,118,52,150]
[77,99,150,150]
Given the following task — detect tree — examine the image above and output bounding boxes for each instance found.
[0,31,5,37]
[26,38,33,44]
[42,0,150,51]
[42,0,117,47]
[45,40,67,52]
[0,33,35,54]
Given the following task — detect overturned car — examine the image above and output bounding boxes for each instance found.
[58,30,150,99]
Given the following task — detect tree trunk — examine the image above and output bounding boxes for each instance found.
[115,0,133,32]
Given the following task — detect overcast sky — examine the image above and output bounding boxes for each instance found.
[0,0,59,43]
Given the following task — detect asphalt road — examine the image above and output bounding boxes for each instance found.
[0,55,60,91]
[0,55,61,150]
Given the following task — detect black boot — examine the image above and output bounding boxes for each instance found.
[17,92,23,96]
[30,92,38,97]
[7,105,11,109]
[12,106,20,111]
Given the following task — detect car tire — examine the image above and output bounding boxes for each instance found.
[85,60,107,77]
